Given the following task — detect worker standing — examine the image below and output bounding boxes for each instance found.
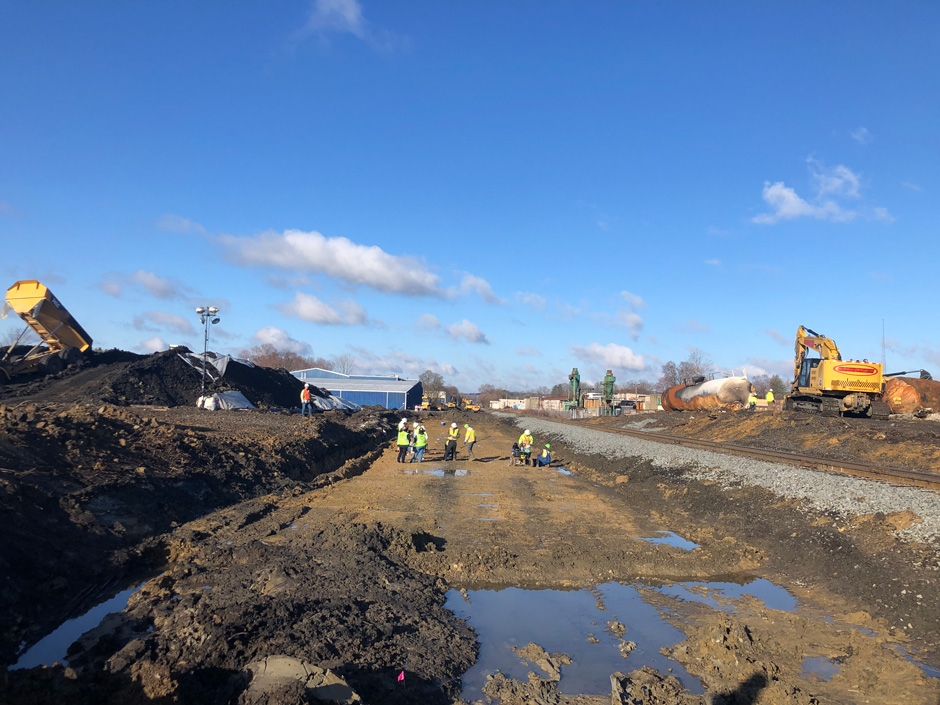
[300,384,313,418]
[464,424,476,460]
[518,429,533,465]
[747,393,757,412]
[765,389,774,409]
[445,422,460,461]
[411,425,428,463]
[396,425,411,463]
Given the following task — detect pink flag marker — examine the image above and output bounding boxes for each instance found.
[397,670,405,682]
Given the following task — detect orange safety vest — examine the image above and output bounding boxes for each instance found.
[301,388,311,402]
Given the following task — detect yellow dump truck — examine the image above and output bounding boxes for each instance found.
[0,279,93,380]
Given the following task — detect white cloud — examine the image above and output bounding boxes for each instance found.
[809,158,861,199]
[276,292,367,326]
[460,274,504,304]
[156,213,207,234]
[743,356,792,379]
[252,326,313,355]
[850,127,872,145]
[128,270,179,299]
[764,328,788,345]
[417,313,440,330]
[752,182,854,224]
[304,0,366,38]
[98,277,123,297]
[569,342,645,371]
[517,292,547,310]
[704,258,721,267]
[133,311,195,335]
[901,180,922,192]
[348,345,457,378]
[219,229,443,297]
[446,319,489,344]
[620,290,647,311]
[137,337,167,353]
[872,207,895,223]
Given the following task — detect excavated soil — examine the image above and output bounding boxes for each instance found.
[1,361,939,704]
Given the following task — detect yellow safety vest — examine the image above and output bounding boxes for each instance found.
[397,430,409,445]
[416,432,427,448]
[766,391,774,402]
[519,434,532,447]
[448,428,460,440]
[465,428,476,442]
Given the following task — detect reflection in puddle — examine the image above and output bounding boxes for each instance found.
[656,578,798,612]
[801,656,839,681]
[478,517,503,521]
[556,467,571,475]
[637,531,700,551]
[406,466,472,477]
[446,582,702,701]
[478,504,498,508]
[465,493,493,496]
[14,584,143,669]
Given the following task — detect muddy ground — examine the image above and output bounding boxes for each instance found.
[1,374,939,703]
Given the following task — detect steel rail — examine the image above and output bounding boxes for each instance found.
[558,418,940,491]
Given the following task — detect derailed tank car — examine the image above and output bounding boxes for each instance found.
[661,376,753,411]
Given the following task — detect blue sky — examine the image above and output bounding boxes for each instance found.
[2,1,938,391]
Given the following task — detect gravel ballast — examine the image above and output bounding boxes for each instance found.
[504,413,940,547]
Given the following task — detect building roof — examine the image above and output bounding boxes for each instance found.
[307,377,420,394]
[292,367,412,382]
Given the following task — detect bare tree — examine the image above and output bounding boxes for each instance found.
[657,361,679,391]
[238,343,334,372]
[333,353,356,375]
[419,369,445,401]
[617,378,655,394]
[677,347,715,383]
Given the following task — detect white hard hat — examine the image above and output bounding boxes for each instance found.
[304,383,309,387]
[451,422,458,428]
[524,429,531,434]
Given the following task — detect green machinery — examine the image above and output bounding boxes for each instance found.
[563,367,582,410]
[600,369,616,415]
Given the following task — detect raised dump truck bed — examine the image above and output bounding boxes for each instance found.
[1,279,93,379]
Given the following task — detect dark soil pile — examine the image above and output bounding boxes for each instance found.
[0,349,328,409]
[0,403,397,669]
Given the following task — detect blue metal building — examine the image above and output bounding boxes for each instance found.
[292,368,423,410]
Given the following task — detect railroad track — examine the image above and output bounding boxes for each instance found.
[560,418,940,491]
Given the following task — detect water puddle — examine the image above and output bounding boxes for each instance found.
[801,656,839,681]
[407,466,472,477]
[555,467,571,475]
[656,578,798,612]
[465,493,493,496]
[13,584,143,669]
[477,517,503,521]
[446,582,702,701]
[637,531,700,551]
[478,504,498,508]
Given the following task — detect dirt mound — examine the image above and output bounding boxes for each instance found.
[0,349,328,409]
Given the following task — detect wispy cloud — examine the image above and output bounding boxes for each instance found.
[460,274,504,304]
[299,0,407,52]
[569,342,645,371]
[901,180,922,192]
[620,290,647,311]
[446,319,489,344]
[764,328,788,345]
[348,345,457,378]
[704,258,722,267]
[101,270,185,299]
[276,291,368,326]
[515,345,540,357]
[156,213,207,234]
[417,313,440,330]
[219,229,443,297]
[252,326,313,355]
[133,311,195,335]
[752,157,890,225]
[516,292,547,311]
[850,127,872,145]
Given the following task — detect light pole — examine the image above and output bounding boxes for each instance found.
[195,306,220,395]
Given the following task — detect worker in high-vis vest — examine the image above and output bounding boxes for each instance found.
[464,424,476,460]
[411,426,428,463]
[533,443,552,467]
[445,422,459,461]
[300,384,313,418]
[518,429,533,465]
[747,393,757,412]
[396,426,411,463]
[765,389,774,408]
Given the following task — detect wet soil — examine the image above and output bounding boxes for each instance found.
[1,366,939,703]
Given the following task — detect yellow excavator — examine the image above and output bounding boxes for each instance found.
[0,280,93,380]
[784,325,889,418]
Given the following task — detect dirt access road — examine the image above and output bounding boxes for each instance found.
[3,407,940,704]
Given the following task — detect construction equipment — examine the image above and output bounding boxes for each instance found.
[600,369,616,415]
[0,280,93,380]
[563,368,582,410]
[784,325,889,418]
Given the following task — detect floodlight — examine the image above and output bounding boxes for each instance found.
[208,306,219,314]
[211,318,220,324]
[196,307,206,314]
